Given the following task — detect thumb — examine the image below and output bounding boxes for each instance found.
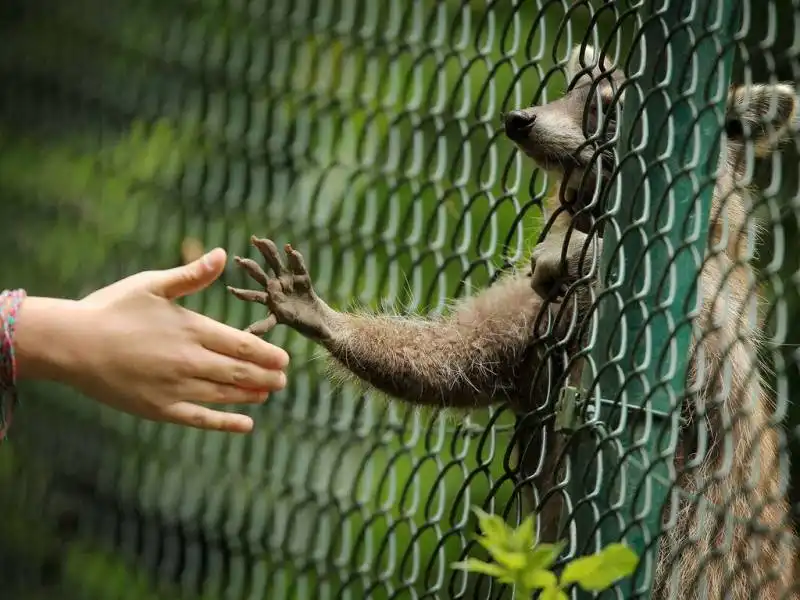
[148,248,227,300]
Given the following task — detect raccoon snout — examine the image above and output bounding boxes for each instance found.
[504,110,536,141]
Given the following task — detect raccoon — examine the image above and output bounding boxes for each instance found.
[504,45,799,600]
[228,44,798,599]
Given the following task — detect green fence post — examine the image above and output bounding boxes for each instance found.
[568,2,738,599]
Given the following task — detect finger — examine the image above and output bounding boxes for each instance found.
[246,315,278,336]
[191,350,287,391]
[192,312,290,369]
[234,256,269,287]
[284,244,308,276]
[251,236,285,276]
[159,401,255,433]
[185,378,271,403]
[150,248,227,300]
[227,286,269,305]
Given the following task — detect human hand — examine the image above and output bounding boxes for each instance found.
[14,248,290,433]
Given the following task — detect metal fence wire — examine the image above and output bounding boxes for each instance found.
[0,0,799,599]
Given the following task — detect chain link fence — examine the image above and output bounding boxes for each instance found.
[0,0,798,599]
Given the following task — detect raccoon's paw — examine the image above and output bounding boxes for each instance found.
[228,236,334,341]
[530,241,569,301]
[530,229,596,300]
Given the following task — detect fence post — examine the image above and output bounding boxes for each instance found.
[568,2,738,598]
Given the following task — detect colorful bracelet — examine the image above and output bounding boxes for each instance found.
[0,289,28,442]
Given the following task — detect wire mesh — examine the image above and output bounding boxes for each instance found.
[0,0,798,599]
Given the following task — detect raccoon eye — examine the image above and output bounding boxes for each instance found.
[584,100,607,133]
[599,99,617,121]
[581,102,598,135]
[588,99,615,121]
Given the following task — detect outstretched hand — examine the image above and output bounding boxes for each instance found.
[14,248,290,433]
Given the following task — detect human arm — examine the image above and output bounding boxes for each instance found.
[1,248,291,437]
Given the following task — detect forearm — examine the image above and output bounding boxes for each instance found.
[319,274,544,408]
[13,296,86,383]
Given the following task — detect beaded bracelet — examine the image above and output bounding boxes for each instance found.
[0,289,27,442]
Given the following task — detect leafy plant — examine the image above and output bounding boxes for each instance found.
[452,507,639,599]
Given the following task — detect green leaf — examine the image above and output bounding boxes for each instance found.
[450,558,508,579]
[475,537,527,571]
[598,543,639,578]
[560,554,605,589]
[523,569,558,590]
[509,514,535,549]
[540,586,569,600]
[560,544,639,592]
[528,541,567,571]
[472,507,512,544]
[496,573,521,586]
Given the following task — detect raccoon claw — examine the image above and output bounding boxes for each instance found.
[229,237,333,341]
[251,236,286,277]
[245,315,278,336]
[227,286,268,305]
[283,244,313,292]
[234,256,269,287]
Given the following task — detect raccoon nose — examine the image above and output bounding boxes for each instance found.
[504,111,536,139]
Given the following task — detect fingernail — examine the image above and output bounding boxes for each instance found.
[202,248,222,272]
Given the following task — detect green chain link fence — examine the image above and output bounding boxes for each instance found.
[0,0,798,598]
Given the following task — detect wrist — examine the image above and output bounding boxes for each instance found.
[14,296,87,383]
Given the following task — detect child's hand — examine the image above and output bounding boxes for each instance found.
[15,248,289,433]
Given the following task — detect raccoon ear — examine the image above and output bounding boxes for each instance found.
[725,83,798,156]
[566,44,613,86]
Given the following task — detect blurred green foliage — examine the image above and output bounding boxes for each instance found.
[0,120,203,295]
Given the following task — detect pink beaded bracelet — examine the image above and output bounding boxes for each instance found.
[1,289,28,441]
